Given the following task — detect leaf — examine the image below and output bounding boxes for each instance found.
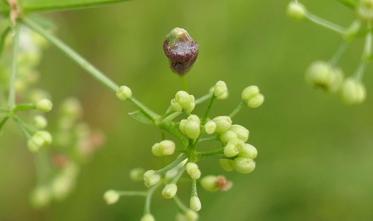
[128,110,153,125]
[0,116,9,132]
[0,0,129,14]
[337,0,359,9]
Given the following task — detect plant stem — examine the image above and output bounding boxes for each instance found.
[144,183,160,215]
[8,26,19,109]
[195,93,213,105]
[117,191,147,197]
[329,42,349,66]
[157,154,187,174]
[174,196,189,212]
[203,95,215,121]
[191,179,198,197]
[229,101,244,118]
[197,148,223,157]
[305,12,345,34]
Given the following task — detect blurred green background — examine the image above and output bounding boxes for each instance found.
[1,0,373,220]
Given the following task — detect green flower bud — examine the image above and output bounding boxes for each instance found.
[305,61,343,92]
[219,159,234,172]
[213,116,232,134]
[358,0,373,21]
[230,125,249,142]
[212,80,229,100]
[28,131,52,152]
[234,157,256,174]
[175,91,196,113]
[144,170,161,187]
[141,214,155,221]
[162,183,178,199]
[287,2,306,20]
[33,115,48,129]
[204,120,217,134]
[241,85,260,101]
[51,173,74,200]
[220,130,238,144]
[341,78,366,105]
[247,94,265,108]
[200,176,218,192]
[104,190,120,205]
[30,186,51,208]
[190,196,202,212]
[61,98,82,118]
[116,85,132,101]
[130,168,145,182]
[36,98,53,112]
[170,99,183,112]
[185,210,199,221]
[186,162,201,180]
[224,142,240,158]
[152,140,176,157]
[180,115,201,140]
[238,143,258,159]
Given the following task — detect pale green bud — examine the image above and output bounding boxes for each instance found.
[190,196,202,211]
[204,120,217,134]
[219,159,234,172]
[230,125,249,142]
[287,2,306,20]
[104,190,120,205]
[130,168,145,181]
[212,80,229,100]
[144,170,161,187]
[200,176,218,192]
[180,115,201,140]
[61,98,82,118]
[224,142,240,158]
[116,85,132,101]
[162,183,178,199]
[170,99,183,112]
[141,214,155,221]
[234,157,256,174]
[175,91,195,113]
[28,131,52,152]
[220,130,238,144]
[358,0,373,21]
[306,61,343,92]
[34,115,48,129]
[247,94,265,108]
[213,116,232,134]
[186,162,201,180]
[185,210,199,221]
[36,98,53,112]
[341,78,366,105]
[241,85,260,101]
[51,174,74,200]
[152,140,176,157]
[238,143,258,159]
[30,186,51,208]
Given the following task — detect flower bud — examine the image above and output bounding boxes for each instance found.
[163,27,199,75]
[358,0,373,21]
[247,94,265,108]
[234,157,256,174]
[287,2,306,20]
[341,78,366,105]
[61,98,82,118]
[36,98,53,112]
[141,214,155,221]
[220,130,238,144]
[30,186,51,208]
[230,125,249,142]
[306,61,343,92]
[239,143,258,159]
[51,173,75,200]
[186,162,201,180]
[212,81,228,100]
[104,190,120,205]
[116,85,132,101]
[180,115,201,140]
[224,142,240,158]
[185,210,199,221]
[190,196,202,211]
[200,175,232,192]
[34,115,48,129]
[213,116,232,134]
[204,120,216,134]
[162,183,178,199]
[241,85,264,108]
[130,168,145,182]
[219,159,234,172]
[28,131,52,152]
[152,140,176,157]
[174,91,196,113]
[144,170,161,187]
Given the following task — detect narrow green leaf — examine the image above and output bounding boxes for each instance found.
[128,110,153,125]
[0,0,129,14]
[0,116,9,132]
[337,0,359,9]
[0,26,11,57]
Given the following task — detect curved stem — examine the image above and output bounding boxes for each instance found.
[174,196,189,213]
[305,12,345,34]
[144,183,160,215]
[195,93,213,105]
[229,101,243,118]
[157,154,187,174]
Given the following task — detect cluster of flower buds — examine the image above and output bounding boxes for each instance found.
[287,0,371,105]
[105,78,264,220]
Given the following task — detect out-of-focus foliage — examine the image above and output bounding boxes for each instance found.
[1,0,373,221]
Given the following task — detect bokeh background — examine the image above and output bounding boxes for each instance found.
[1,0,373,220]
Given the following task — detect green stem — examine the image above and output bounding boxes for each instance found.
[329,42,349,66]
[0,116,9,132]
[197,148,223,157]
[191,179,198,197]
[203,96,215,121]
[0,26,11,56]
[195,93,213,105]
[8,26,19,109]
[305,12,345,34]
[117,191,147,197]
[229,101,244,118]
[144,183,160,215]
[157,154,187,174]
[174,196,189,213]
[12,103,36,112]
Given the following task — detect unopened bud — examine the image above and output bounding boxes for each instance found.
[162,183,178,199]
[116,85,132,101]
[36,99,53,112]
[186,162,201,180]
[104,190,120,205]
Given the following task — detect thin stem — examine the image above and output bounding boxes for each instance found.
[144,183,160,215]
[171,166,186,184]
[355,31,372,81]
[203,96,215,121]
[174,196,189,212]
[197,148,224,157]
[12,103,36,112]
[197,135,217,143]
[116,191,147,197]
[329,42,349,66]
[191,179,198,197]
[229,101,244,118]
[305,12,345,34]
[195,93,213,105]
[8,26,19,109]
[0,116,9,132]
[157,154,187,174]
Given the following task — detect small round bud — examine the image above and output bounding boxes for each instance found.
[162,183,178,199]
[186,162,201,180]
[163,27,199,75]
[241,85,260,101]
[175,91,196,113]
[220,130,238,144]
[34,115,48,129]
[30,186,51,208]
[224,142,240,158]
[204,120,217,134]
[212,81,229,100]
[200,176,218,192]
[358,0,373,21]
[36,98,53,112]
[287,2,306,20]
[230,125,249,142]
[104,190,120,205]
[144,170,161,187]
[219,159,234,172]
[141,214,155,221]
[213,116,232,134]
[238,143,258,159]
[234,157,256,174]
[180,115,201,140]
[190,196,202,211]
[116,85,132,101]
[306,61,343,92]
[130,168,145,182]
[247,94,265,108]
[185,210,199,221]
[152,140,176,157]
[341,78,366,105]
[28,131,52,152]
